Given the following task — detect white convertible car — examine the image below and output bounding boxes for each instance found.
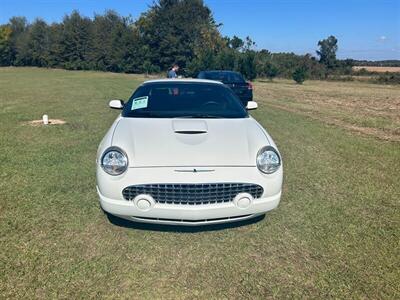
[96,79,283,226]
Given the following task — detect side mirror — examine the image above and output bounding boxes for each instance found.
[109,99,124,109]
[246,101,258,110]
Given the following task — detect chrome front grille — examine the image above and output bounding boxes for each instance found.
[122,183,264,205]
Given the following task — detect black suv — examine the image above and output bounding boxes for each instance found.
[197,70,253,107]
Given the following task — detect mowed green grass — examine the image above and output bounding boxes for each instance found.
[0,67,399,299]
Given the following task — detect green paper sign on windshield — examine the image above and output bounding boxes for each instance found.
[131,96,148,110]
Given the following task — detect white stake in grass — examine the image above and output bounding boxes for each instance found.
[42,114,49,125]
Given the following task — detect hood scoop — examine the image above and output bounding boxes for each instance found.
[172,119,208,134]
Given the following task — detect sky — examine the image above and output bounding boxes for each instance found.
[0,0,399,60]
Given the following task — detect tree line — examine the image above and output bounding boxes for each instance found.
[0,0,355,82]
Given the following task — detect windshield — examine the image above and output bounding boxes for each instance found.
[122,82,248,119]
[200,72,245,84]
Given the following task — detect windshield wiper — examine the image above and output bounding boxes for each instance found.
[174,115,221,119]
[134,112,166,118]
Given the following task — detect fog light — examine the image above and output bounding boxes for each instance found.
[134,195,154,211]
[233,193,253,209]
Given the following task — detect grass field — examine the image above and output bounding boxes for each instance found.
[254,78,400,141]
[353,66,400,73]
[1,67,399,299]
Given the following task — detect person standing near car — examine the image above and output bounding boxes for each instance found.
[167,64,179,78]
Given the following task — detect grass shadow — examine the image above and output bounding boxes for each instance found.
[105,212,265,233]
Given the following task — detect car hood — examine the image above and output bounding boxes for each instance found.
[111,117,270,167]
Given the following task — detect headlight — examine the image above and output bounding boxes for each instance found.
[256,146,281,174]
[101,147,128,176]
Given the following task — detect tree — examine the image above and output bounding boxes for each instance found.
[46,23,64,67]
[259,62,279,81]
[238,50,257,80]
[14,19,51,67]
[8,17,28,64]
[186,48,216,77]
[142,60,160,76]
[89,11,136,72]
[0,25,12,65]
[134,0,223,71]
[243,36,256,51]
[316,35,338,71]
[215,48,236,70]
[0,7,351,81]
[229,35,244,50]
[60,11,92,70]
[292,67,308,84]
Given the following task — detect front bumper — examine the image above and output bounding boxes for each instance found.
[97,166,282,226]
[98,186,280,226]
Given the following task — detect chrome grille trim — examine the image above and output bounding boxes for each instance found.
[131,214,253,223]
[122,183,264,205]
